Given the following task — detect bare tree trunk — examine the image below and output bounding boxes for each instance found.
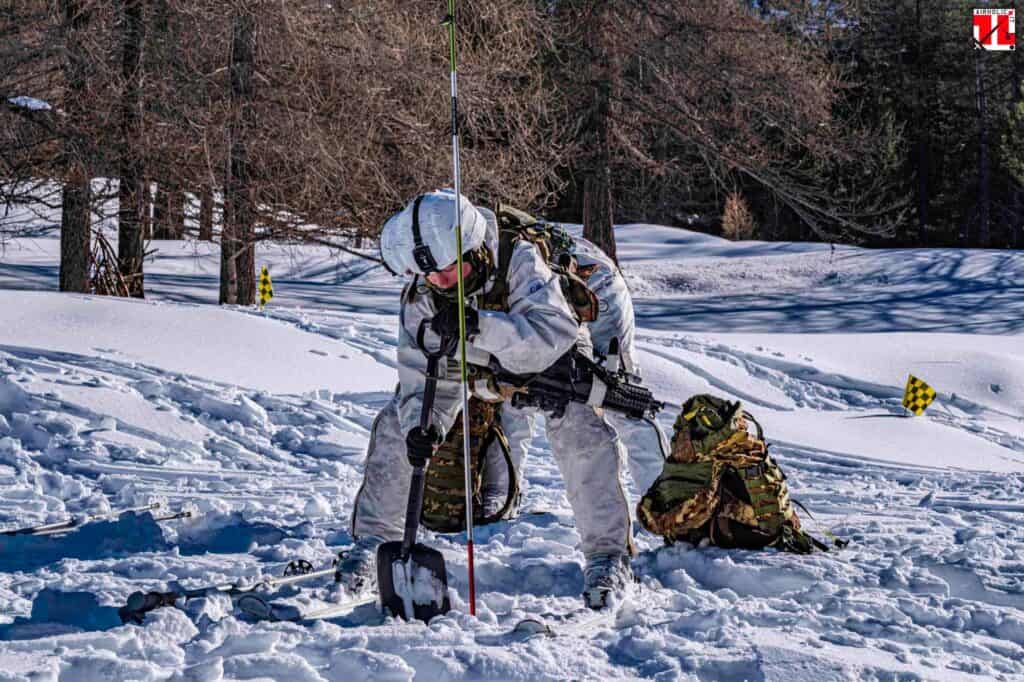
[914,0,929,243]
[152,182,166,238]
[975,48,991,248]
[59,0,91,293]
[221,9,256,305]
[238,232,256,303]
[153,181,184,238]
[168,186,184,238]
[118,0,146,297]
[60,169,91,292]
[141,178,152,239]
[219,199,238,304]
[199,186,214,241]
[1013,0,1022,248]
[581,3,618,264]
[583,173,615,263]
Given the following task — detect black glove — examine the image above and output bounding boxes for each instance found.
[406,425,441,468]
[430,304,479,341]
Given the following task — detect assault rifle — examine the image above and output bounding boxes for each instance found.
[479,339,665,421]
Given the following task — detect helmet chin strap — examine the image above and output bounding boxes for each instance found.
[410,194,439,274]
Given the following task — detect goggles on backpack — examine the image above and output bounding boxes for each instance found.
[681,396,742,441]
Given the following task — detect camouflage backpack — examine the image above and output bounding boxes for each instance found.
[481,204,600,322]
[421,398,519,533]
[637,394,831,554]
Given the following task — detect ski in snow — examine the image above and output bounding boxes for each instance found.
[473,607,617,646]
[236,592,379,623]
[119,558,338,624]
[479,581,653,645]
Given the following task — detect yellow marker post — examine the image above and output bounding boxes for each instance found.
[902,374,936,416]
[258,266,274,309]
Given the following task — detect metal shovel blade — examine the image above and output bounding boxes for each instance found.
[376,541,450,622]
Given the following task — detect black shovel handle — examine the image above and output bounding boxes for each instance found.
[421,355,439,432]
[401,320,455,560]
[402,466,428,559]
[416,318,456,429]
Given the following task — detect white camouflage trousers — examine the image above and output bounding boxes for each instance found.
[350,393,633,560]
[484,406,668,518]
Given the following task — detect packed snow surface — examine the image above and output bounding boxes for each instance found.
[0,217,1023,680]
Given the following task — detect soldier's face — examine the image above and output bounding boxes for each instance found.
[426,261,473,290]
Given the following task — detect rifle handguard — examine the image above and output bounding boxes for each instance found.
[603,379,664,420]
[484,349,664,421]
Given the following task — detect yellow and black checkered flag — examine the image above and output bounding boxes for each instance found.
[258,266,273,308]
[902,374,936,416]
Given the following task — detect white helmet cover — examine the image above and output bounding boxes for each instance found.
[380,189,488,276]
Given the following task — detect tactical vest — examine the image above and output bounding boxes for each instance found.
[637,394,834,554]
[421,397,518,533]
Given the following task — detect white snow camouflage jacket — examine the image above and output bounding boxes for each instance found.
[571,236,637,374]
[395,208,578,439]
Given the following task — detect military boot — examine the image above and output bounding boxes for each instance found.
[582,553,634,610]
[335,535,383,593]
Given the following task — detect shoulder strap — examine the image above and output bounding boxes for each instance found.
[743,410,764,442]
[483,222,519,310]
[483,203,581,313]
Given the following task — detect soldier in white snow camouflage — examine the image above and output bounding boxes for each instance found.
[343,190,637,607]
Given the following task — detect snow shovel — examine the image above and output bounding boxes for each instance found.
[377,324,455,622]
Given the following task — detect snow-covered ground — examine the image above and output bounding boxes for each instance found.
[1,214,1022,681]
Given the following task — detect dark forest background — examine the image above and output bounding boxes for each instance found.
[2,1,1021,303]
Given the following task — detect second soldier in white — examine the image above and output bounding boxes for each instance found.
[479,230,668,521]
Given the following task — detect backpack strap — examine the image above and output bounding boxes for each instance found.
[482,221,519,311]
[791,498,849,550]
[743,410,764,442]
[402,275,420,306]
[482,203,599,323]
[475,422,520,526]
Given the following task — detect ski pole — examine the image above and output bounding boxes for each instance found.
[27,506,193,537]
[2,502,163,537]
[442,0,476,617]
